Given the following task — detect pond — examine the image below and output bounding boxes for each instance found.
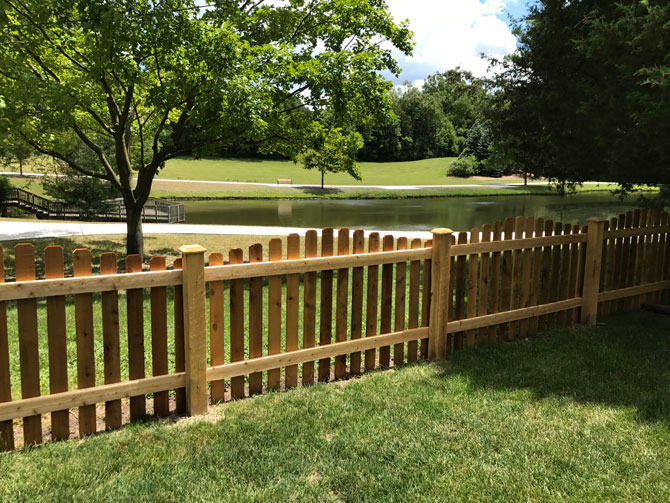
[183,192,640,231]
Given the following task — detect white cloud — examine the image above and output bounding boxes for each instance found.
[385,0,518,83]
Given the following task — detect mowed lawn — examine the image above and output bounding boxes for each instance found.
[1,311,669,502]
[158,156,501,185]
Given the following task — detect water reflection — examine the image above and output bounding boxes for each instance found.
[183,193,640,231]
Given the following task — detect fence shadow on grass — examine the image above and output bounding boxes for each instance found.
[439,311,670,424]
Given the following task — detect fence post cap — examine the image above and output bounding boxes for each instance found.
[586,217,606,224]
[431,228,453,235]
[179,244,207,254]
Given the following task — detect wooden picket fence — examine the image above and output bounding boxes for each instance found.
[0,209,669,451]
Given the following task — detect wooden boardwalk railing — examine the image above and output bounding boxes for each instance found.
[6,187,185,223]
[0,210,668,450]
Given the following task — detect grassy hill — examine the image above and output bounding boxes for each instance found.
[158,157,472,185]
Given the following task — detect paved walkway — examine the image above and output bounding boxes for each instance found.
[0,220,436,241]
[1,171,557,190]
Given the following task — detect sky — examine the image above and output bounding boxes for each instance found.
[383,0,530,86]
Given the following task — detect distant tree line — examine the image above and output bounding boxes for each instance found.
[357,69,490,162]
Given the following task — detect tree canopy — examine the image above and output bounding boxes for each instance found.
[357,68,489,163]
[0,0,412,255]
[489,1,670,194]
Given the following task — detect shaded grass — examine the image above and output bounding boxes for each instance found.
[1,311,669,502]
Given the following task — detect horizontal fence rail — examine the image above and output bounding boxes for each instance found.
[0,210,669,451]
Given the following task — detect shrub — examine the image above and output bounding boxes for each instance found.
[0,175,11,216]
[448,155,478,177]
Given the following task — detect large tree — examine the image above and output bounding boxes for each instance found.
[489,1,670,194]
[0,0,412,255]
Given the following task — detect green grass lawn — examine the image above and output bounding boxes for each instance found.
[0,311,669,501]
[158,156,483,185]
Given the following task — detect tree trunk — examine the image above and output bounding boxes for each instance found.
[19,159,23,176]
[126,204,144,258]
[524,171,528,186]
[321,168,324,189]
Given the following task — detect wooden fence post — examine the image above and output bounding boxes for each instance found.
[428,228,453,361]
[581,218,606,326]
[179,245,208,416]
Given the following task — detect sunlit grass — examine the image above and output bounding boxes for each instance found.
[1,311,669,502]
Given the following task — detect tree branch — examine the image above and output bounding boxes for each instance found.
[132,95,146,169]
[70,122,122,190]
[19,132,113,183]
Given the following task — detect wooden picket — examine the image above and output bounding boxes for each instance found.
[365,233,380,371]
[126,254,146,420]
[453,232,467,350]
[518,217,534,338]
[528,218,544,336]
[44,246,69,440]
[350,230,365,374]
[208,252,226,401]
[488,221,502,343]
[150,256,170,416]
[285,234,300,388]
[302,231,318,384]
[100,252,122,429]
[557,223,572,327]
[407,238,422,360]
[0,245,13,451]
[568,225,581,324]
[319,228,334,381]
[248,244,263,395]
[662,213,670,304]
[267,240,282,392]
[335,229,350,379]
[511,217,524,339]
[74,248,96,436]
[420,239,432,358]
[379,235,394,367]
[394,237,407,363]
[477,225,491,345]
[228,249,245,399]
[500,218,514,341]
[537,220,554,333]
[173,257,186,412]
[465,229,479,347]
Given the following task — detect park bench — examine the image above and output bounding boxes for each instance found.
[277,178,292,185]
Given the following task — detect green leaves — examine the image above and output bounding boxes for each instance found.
[300,124,364,186]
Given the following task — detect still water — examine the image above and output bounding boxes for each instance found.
[183,193,639,231]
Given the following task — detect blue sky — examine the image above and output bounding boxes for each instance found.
[383,0,531,85]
